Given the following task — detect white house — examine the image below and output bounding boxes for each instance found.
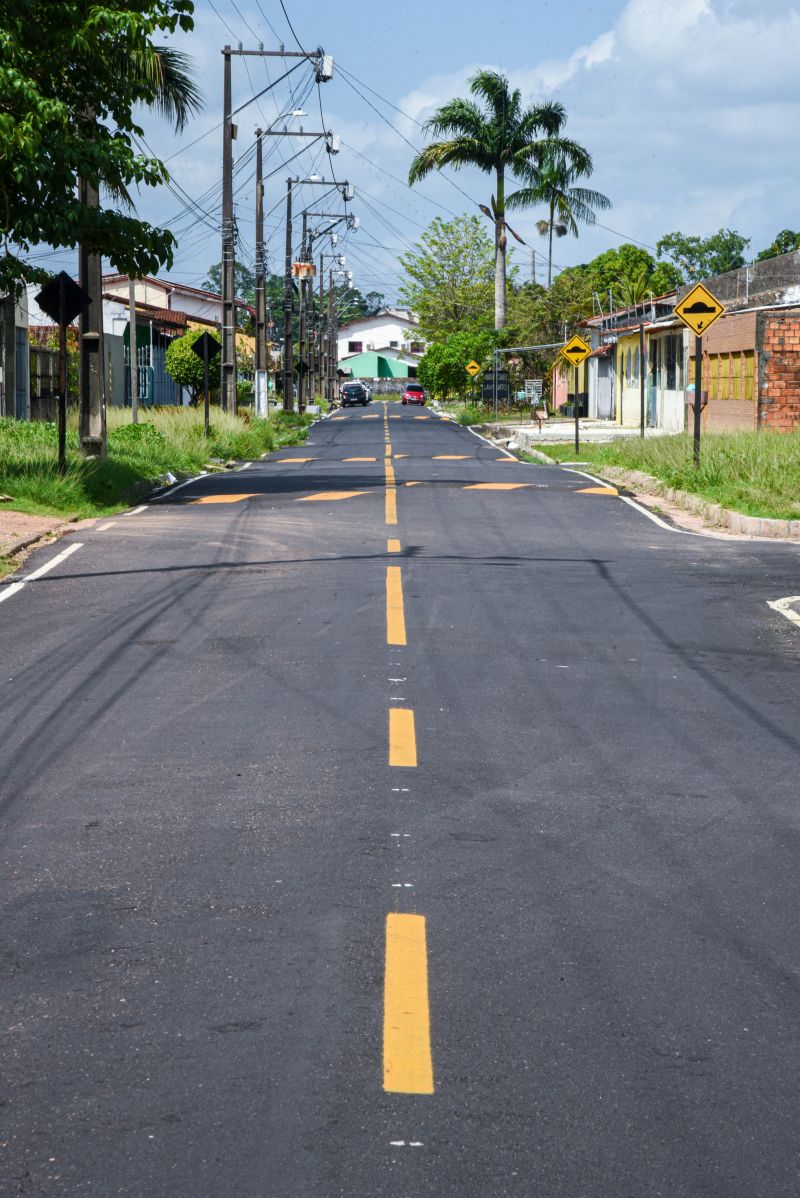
[337,307,424,366]
[102,274,255,328]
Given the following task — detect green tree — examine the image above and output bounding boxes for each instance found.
[656,228,751,283]
[165,327,220,404]
[399,215,497,343]
[417,328,498,401]
[756,230,800,262]
[203,262,257,305]
[0,1,200,296]
[508,144,611,287]
[408,71,567,329]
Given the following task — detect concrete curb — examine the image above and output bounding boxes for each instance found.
[594,467,800,541]
[477,424,800,542]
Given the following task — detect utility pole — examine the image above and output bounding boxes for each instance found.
[219,44,335,415]
[128,276,138,423]
[78,179,106,456]
[327,269,335,403]
[220,46,236,415]
[254,128,268,413]
[282,177,294,410]
[317,252,325,399]
[298,210,308,411]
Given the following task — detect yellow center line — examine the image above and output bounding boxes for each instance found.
[387,538,401,553]
[389,707,417,767]
[384,913,434,1094]
[386,566,407,645]
[386,488,398,524]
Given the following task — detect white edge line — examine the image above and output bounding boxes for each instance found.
[97,522,116,532]
[238,461,252,471]
[0,541,83,605]
[124,504,148,516]
[767,596,800,628]
[466,426,516,458]
[561,467,708,538]
[152,472,207,501]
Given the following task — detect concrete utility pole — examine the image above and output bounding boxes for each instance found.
[254,129,268,406]
[220,46,236,415]
[298,210,308,412]
[1,292,14,418]
[128,276,138,423]
[78,179,106,457]
[282,178,294,410]
[219,44,335,415]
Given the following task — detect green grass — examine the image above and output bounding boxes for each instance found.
[534,431,800,521]
[0,406,314,520]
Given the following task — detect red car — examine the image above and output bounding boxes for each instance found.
[402,383,427,405]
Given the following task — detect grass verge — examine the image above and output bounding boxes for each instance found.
[0,406,314,520]
[532,431,800,521]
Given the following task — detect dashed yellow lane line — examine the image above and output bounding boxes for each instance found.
[389,707,417,767]
[384,913,434,1095]
[386,566,407,646]
[385,445,392,458]
[386,489,398,524]
[387,538,401,553]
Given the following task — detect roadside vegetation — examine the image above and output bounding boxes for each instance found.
[0,407,313,520]
[535,431,800,521]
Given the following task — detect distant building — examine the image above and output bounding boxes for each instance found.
[558,249,800,433]
[337,308,424,381]
[0,289,30,419]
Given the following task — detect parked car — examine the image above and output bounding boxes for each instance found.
[340,381,369,407]
[401,383,427,405]
[353,378,372,402]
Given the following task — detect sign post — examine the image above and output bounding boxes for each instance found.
[191,332,222,437]
[674,283,725,466]
[465,359,481,409]
[35,272,92,476]
[561,335,592,453]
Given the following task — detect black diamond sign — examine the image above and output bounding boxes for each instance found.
[190,332,222,361]
[35,271,92,325]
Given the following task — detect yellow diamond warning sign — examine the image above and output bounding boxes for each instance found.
[561,335,592,366]
[675,283,725,336]
[465,360,481,377]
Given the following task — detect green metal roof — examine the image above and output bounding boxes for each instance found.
[339,351,411,379]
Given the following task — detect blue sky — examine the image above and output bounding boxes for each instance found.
[31,0,800,302]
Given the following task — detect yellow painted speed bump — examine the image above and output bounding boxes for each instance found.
[343,456,378,462]
[576,486,618,495]
[296,490,368,502]
[191,493,258,504]
[463,482,533,491]
[433,454,469,460]
[277,456,315,463]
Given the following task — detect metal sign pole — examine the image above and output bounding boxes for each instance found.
[493,348,498,420]
[694,333,702,467]
[574,365,580,453]
[203,339,210,438]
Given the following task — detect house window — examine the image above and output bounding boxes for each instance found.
[633,347,640,382]
[665,335,678,390]
[348,340,362,354]
[626,349,632,384]
[389,340,399,349]
[409,342,424,354]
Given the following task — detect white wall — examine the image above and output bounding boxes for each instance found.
[338,315,420,360]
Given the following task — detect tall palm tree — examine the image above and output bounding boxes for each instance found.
[408,70,566,330]
[509,143,611,287]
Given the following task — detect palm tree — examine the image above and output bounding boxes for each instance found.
[509,143,611,287]
[408,70,566,330]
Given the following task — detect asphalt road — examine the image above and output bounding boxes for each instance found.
[2,402,800,1197]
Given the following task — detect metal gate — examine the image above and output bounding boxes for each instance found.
[596,355,613,419]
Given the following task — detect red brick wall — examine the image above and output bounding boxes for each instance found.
[757,311,800,430]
